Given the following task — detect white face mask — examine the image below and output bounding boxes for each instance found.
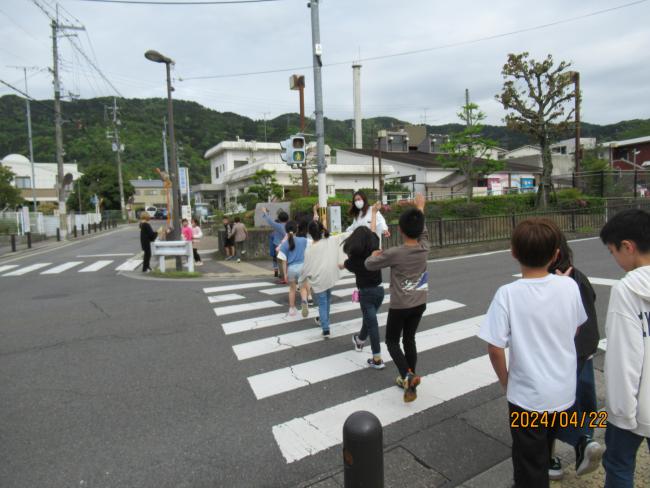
[354,200,364,210]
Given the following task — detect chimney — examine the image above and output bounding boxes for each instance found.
[352,63,362,149]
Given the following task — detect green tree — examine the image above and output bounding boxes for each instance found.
[247,169,283,202]
[66,163,134,212]
[442,93,504,199]
[0,165,24,208]
[496,52,577,208]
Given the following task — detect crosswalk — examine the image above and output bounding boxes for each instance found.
[203,271,619,465]
[202,275,494,465]
[0,257,143,277]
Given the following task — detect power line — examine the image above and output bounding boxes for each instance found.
[74,0,282,4]
[181,0,648,81]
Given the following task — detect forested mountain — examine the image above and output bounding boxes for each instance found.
[1,95,648,184]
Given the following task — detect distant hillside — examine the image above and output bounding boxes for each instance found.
[1,95,648,183]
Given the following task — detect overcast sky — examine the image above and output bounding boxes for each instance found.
[1,0,649,128]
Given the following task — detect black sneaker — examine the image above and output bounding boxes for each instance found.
[322,330,330,338]
[575,436,603,477]
[308,298,315,307]
[352,334,364,352]
[314,317,320,327]
[548,456,564,480]
[367,358,385,370]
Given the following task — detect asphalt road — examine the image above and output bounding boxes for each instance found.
[0,230,623,488]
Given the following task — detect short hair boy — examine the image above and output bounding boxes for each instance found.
[365,193,429,403]
[478,218,587,487]
[599,209,650,487]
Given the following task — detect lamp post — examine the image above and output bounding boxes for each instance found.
[145,49,182,270]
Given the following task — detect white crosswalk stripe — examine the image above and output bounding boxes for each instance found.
[78,260,113,272]
[272,355,495,463]
[213,300,281,317]
[2,263,51,276]
[41,261,83,274]
[248,315,484,399]
[207,293,245,304]
[232,299,464,360]
[115,259,144,271]
[204,282,275,294]
[331,283,389,298]
[259,277,358,296]
[0,264,19,273]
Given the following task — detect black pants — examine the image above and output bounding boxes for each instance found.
[193,247,201,263]
[509,402,565,488]
[142,245,151,271]
[385,304,426,378]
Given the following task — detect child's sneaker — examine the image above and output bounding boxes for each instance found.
[367,358,385,370]
[322,329,330,338]
[395,375,405,389]
[352,334,364,352]
[403,371,420,403]
[575,437,603,477]
[301,302,309,318]
[287,307,297,317]
[308,297,315,307]
[314,317,320,327]
[548,457,564,480]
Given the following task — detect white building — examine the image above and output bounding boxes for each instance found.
[0,153,82,204]
[193,138,394,209]
[551,137,597,155]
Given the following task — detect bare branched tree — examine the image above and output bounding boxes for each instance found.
[496,52,576,207]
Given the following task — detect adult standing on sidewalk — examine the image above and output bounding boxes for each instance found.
[230,217,248,263]
[346,190,390,242]
[139,213,157,273]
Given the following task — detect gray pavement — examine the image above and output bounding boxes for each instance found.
[1,232,648,487]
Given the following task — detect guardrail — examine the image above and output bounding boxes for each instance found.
[152,240,194,272]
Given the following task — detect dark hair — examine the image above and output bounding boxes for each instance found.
[600,209,650,252]
[398,208,425,239]
[308,220,330,242]
[182,218,188,224]
[285,220,297,251]
[349,191,369,218]
[222,216,229,221]
[343,226,380,259]
[192,218,199,225]
[548,231,573,274]
[234,216,241,223]
[511,218,561,267]
[297,219,309,238]
[277,210,289,223]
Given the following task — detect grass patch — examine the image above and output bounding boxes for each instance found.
[151,270,202,279]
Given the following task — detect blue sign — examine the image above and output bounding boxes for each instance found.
[521,178,535,189]
[179,167,189,194]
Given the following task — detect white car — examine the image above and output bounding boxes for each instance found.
[145,206,158,217]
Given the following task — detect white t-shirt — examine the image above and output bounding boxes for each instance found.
[346,210,387,240]
[478,274,587,412]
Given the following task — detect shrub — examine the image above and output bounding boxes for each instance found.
[452,202,482,218]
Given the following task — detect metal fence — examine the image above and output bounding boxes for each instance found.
[553,170,650,198]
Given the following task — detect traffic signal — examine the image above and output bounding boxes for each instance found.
[280,134,306,168]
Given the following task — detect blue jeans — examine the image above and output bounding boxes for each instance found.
[604,423,650,488]
[556,358,597,446]
[358,286,385,355]
[315,289,332,332]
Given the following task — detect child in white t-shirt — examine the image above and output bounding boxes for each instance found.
[478,218,587,488]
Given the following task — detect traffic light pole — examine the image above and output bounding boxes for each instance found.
[309,0,327,225]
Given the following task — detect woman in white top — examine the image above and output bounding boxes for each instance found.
[346,191,390,240]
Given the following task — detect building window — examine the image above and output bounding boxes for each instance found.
[215,166,220,179]
[234,160,248,169]
[14,176,31,189]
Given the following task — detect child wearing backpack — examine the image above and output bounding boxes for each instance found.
[365,193,429,402]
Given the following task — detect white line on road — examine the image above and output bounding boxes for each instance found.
[222,299,381,336]
[2,263,52,276]
[232,299,465,360]
[78,260,113,272]
[115,259,143,271]
[259,277,358,296]
[0,264,18,273]
[272,354,495,463]
[214,300,281,317]
[77,253,134,257]
[249,315,484,399]
[331,283,389,298]
[207,293,245,304]
[203,282,275,294]
[41,261,83,274]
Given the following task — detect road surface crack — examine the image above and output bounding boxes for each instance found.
[89,300,110,319]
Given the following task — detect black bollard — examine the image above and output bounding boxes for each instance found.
[57,228,61,241]
[94,223,97,233]
[26,232,32,249]
[11,234,16,252]
[81,224,85,236]
[343,411,384,488]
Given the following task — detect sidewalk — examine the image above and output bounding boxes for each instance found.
[303,362,650,488]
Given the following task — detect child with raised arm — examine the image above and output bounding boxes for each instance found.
[478,218,587,488]
[599,209,650,488]
[343,202,385,369]
[364,193,429,402]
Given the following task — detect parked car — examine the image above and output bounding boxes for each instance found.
[144,206,157,217]
[154,208,168,219]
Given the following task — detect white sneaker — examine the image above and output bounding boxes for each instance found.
[287,307,297,317]
[237,258,241,263]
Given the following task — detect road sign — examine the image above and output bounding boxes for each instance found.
[179,167,190,195]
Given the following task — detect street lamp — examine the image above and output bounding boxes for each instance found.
[145,49,182,270]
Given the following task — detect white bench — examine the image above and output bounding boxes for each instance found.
[152,240,194,272]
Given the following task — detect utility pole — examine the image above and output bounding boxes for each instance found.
[290,74,309,196]
[162,117,169,173]
[8,66,39,211]
[109,97,126,220]
[50,11,84,235]
[309,0,327,223]
[573,71,581,174]
[262,112,270,142]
